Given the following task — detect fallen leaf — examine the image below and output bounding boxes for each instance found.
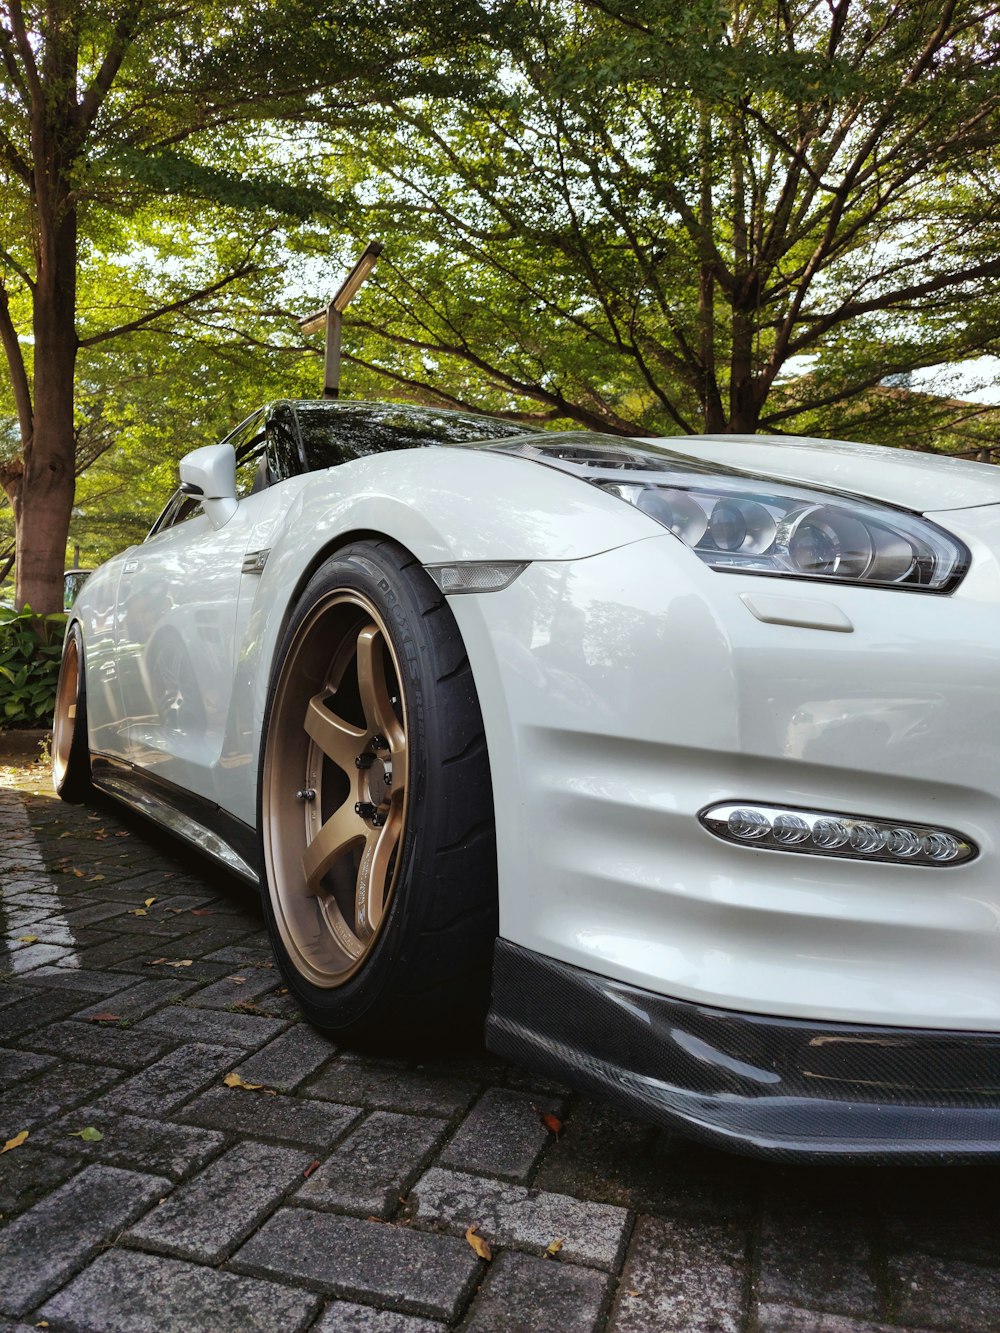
[545,1238,564,1258]
[143,897,156,908]
[89,875,106,882]
[67,1127,103,1142]
[1,1130,28,1154]
[303,1159,321,1178]
[465,1225,492,1261]
[17,935,38,944]
[58,831,72,838]
[71,868,85,878]
[539,1110,563,1136]
[115,831,130,837]
[37,1320,50,1327]
[190,908,215,916]
[128,909,147,917]
[276,987,288,995]
[87,1013,121,1023]
[222,1072,276,1093]
[228,975,247,984]
[167,959,193,968]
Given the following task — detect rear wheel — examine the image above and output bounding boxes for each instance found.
[258,540,497,1042]
[52,622,93,802]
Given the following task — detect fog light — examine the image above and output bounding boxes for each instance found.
[921,831,962,862]
[849,823,886,855]
[699,803,976,867]
[885,828,922,858]
[728,809,770,840]
[771,813,810,845]
[812,819,850,849]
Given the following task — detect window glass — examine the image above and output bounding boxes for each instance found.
[295,402,536,473]
[267,404,305,484]
[221,410,266,498]
[147,490,203,537]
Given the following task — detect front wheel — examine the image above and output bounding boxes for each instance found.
[257,540,498,1043]
[52,622,93,802]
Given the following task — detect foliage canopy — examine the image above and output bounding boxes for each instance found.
[324,0,1000,444]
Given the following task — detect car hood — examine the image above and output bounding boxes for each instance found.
[655,434,1000,514]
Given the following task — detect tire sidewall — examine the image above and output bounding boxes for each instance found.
[53,621,92,801]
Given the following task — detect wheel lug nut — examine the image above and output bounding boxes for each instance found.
[355,753,374,769]
[355,801,376,820]
[371,734,389,752]
[296,788,316,802]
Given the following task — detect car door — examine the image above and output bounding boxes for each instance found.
[113,409,284,803]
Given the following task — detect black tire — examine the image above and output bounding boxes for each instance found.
[257,539,498,1043]
[52,621,93,803]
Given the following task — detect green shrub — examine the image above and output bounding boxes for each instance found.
[0,605,67,728]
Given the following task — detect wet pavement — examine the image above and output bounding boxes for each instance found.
[1,734,999,1332]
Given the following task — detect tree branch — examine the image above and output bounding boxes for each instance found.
[6,0,41,101]
[77,264,257,348]
[0,19,27,98]
[787,257,1000,360]
[0,241,34,290]
[0,276,33,446]
[76,3,144,134]
[349,316,645,434]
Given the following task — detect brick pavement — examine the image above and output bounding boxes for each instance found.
[1,737,999,1332]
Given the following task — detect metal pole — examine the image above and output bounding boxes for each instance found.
[323,308,342,399]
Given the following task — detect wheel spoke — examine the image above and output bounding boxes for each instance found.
[355,799,403,935]
[304,694,364,771]
[356,625,404,749]
[389,742,407,795]
[302,800,362,891]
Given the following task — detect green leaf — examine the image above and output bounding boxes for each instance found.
[67,1126,104,1142]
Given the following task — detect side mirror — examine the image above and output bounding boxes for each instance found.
[178,444,238,530]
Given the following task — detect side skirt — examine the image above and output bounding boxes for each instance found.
[90,754,261,887]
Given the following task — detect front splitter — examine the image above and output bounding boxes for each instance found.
[485,940,1000,1163]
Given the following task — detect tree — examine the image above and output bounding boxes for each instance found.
[0,0,487,613]
[323,0,1000,445]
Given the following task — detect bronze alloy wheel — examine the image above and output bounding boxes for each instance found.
[52,622,92,802]
[262,591,410,988]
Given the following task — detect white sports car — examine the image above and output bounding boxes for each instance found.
[53,399,1000,1160]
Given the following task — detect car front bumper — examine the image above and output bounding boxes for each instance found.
[486,939,1000,1161]
[450,513,1000,1033]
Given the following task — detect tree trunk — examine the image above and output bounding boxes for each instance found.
[14,5,81,618]
[728,303,761,434]
[16,217,78,615]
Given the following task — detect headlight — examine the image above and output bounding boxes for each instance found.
[489,434,969,592]
[606,484,966,590]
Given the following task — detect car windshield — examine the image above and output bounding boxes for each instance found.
[294,401,534,471]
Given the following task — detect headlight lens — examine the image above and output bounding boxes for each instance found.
[607,484,966,590]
